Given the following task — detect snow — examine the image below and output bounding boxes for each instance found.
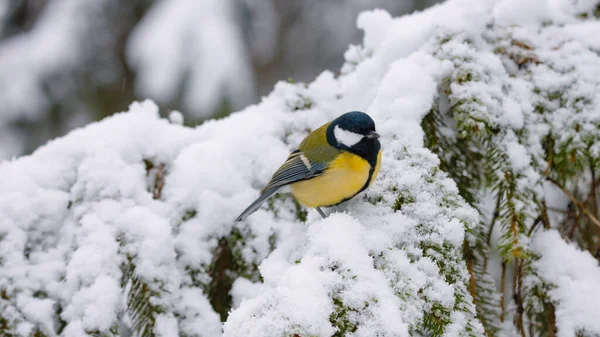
[177,287,222,337]
[1,0,600,336]
[530,230,600,337]
[168,110,184,125]
[226,214,411,337]
[230,278,261,309]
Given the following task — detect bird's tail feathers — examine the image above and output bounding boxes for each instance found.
[235,187,279,222]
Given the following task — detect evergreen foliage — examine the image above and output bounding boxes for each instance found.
[421,5,600,337]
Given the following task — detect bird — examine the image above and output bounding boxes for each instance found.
[235,111,382,222]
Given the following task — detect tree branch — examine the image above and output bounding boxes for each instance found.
[464,241,477,300]
[483,192,502,272]
[547,177,600,229]
[567,208,580,240]
[514,260,526,337]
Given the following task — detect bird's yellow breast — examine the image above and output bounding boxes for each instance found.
[291,151,379,208]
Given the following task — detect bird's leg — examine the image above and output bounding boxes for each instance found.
[316,207,326,219]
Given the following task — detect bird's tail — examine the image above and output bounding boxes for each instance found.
[235,187,279,222]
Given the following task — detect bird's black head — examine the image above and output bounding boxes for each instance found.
[326,111,381,166]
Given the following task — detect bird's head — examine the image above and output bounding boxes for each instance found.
[326,111,380,161]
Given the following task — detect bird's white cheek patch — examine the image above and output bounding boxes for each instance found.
[334,125,363,147]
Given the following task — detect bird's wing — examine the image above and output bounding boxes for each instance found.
[236,148,331,222]
[260,150,326,192]
[262,123,339,192]
[235,123,338,222]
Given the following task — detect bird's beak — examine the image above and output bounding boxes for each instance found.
[365,131,380,139]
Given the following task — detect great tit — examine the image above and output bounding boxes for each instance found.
[236,111,381,221]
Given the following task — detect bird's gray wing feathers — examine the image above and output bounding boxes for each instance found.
[235,150,326,222]
[261,150,326,191]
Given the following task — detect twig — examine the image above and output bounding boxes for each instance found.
[153,163,165,200]
[464,241,477,300]
[567,208,580,240]
[486,193,502,246]
[590,163,599,253]
[500,262,506,322]
[529,320,535,337]
[514,260,526,337]
[547,177,600,229]
[547,301,557,337]
[527,216,542,237]
[590,163,598,219]
[483,193,502,272]
[546,206,568,214]
[540,201,551,229]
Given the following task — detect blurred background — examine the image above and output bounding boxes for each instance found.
[0,0,440,161]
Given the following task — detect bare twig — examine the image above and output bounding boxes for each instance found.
[500,262,506,322]
[567,207,580,240]
[540,201,551,229]
[483,193,502,272]
[590,163,599,253]
[464,241,477,300]
[527,216,542,237]
[547,177,600,229]
[486,193,502,246]
[590,164,598,219]
[547,301,556,337]
[153,163,165,200]
[514,261,526,337]
[546,206,568,214]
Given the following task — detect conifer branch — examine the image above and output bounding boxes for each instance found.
[127,275,161,337]
[547,177,600,229]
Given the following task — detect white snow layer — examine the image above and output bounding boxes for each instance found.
[530,231,600,337]
[1,0,600,336]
